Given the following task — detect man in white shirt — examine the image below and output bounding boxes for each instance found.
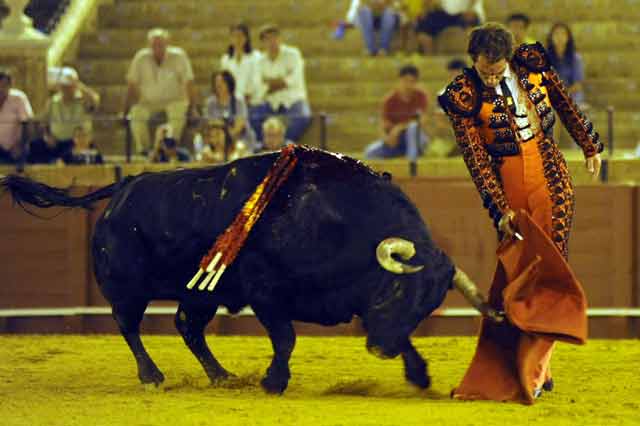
[250,24,312,147]
[0,69,34,164]
[123,28,198,154]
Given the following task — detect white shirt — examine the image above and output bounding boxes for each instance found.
[441,0,485,22]
[127,46,195,106]
[0,89,33,151]
[220,50,263,105]
[346,0,360,23]
[255,44,308,109]
[46,91,93,140]
[496,65,540,133]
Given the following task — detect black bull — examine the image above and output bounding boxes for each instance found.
[1,149,498,393]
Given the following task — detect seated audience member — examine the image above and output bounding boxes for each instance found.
[506,13,535,46]
[355,0,398,56]
[0,68,34,164]
[220,23,263,108]
[396,0,429,54]
[30,67,100,164]
[250,24,312,146]
[441,57,467,92]
[364,64,429,159]
[415,0,485,54]
[434,58,467,157]
[261,116,288,151]
[199,119,250,163]
[546,22,585,105]
[149,123,191,163]
[332,0,357,40]
[205,70,255,150]
[123,28,198,154]
[61,125,103,165]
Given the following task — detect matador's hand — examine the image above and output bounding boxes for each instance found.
[498,209,517,241]
[586,153,602,179]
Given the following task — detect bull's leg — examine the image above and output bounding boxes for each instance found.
[112,300,165,386]
[254,310,296,394]
[175,303,233,383]
[402,340,430,389]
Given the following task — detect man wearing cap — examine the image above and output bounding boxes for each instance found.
[250,24,311,147]
[30,67,100,163]
[0,69,33,164]
[123,28,198,154]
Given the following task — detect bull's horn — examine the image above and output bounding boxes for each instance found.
[376,238,424,274]
[452,267,504,323]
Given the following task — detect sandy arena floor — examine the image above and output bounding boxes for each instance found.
[0,335,638,426]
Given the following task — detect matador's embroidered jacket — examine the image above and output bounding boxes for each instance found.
[438,43,603,254]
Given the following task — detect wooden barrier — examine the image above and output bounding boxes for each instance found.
[2,154,639,185]
[0,195,89,309]
[0,169,638,337]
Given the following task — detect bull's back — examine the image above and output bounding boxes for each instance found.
[91,156,279,301]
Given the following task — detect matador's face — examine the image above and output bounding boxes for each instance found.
[474,55,508,88]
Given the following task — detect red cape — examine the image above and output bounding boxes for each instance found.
[453,210,587,404]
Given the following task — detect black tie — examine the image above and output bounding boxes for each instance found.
[499,78,517,115]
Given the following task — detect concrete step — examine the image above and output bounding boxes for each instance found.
[97,0,348,29]
[77,20,640,61]
[486,0,640,22]
[100,0,640,30]
[80,78,640,117]
[72,50,640,88]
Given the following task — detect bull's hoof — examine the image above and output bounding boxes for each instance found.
[543,378,554,392]
[209,370,236,385]
[139,367,165,387]
[261,375,289,394]
[406,370,431,389]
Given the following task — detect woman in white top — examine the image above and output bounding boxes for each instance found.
[219,23,263,106]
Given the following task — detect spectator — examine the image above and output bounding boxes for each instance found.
[30,67,100,164]
[446,57,467,79]
[415,0,485,55]
[506,13,535,46]
[61,125,103,165]
[396,0,429,54]
[199,119,250,163]
[332,0,357,40]
[250,24,312,147]
[546,22,585,105]
[220,23,263,107]
[364,64,429,159]
[205,70,256,150]
[149,123,191,163]
[432,58,468,157]
[355,1,398,56]
[123,28,198,154]
[0,68,33,164]
[262,116,288,151]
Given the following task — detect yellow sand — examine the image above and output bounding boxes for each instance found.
[0,336,638,426]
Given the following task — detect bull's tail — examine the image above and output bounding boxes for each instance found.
[0,174,132,212]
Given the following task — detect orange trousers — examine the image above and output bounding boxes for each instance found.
[498,134,554,391]
[452,133,590,404]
